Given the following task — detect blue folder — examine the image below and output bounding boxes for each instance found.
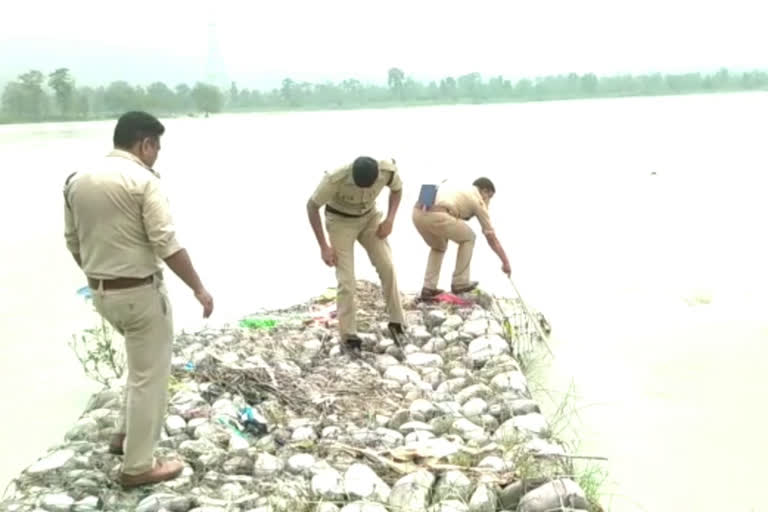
[418,184,438,208]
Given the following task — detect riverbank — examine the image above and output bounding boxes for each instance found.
[0,281,602,512]
[1,87,765,126]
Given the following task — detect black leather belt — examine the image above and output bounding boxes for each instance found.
[325,205,372,218]
[88,272,162,290]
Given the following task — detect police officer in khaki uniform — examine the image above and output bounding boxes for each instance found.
[306,156,406,350]
[64,111,213,487]
[412,177,511,299]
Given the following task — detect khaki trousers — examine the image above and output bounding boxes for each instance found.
[412,206,476,289]
[91,275,173,475]
[326,209,405,338]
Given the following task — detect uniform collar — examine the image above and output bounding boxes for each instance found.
[107,149,161,178]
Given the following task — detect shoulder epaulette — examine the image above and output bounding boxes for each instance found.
[64,171,77,186]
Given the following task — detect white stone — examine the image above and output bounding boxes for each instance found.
[430,500,469,512]
[384,365,422,385]
[409,399,439,421]
[72,496,100,512]
[220,482,244,500]
[468,335,510,365]
[448,368,470,378]
[316,503,341,512]
[436,378,468,394]
[287,453,316,475]
[303,338,323,354]
[426,310,447,328]
[525,438,566,456]
[216,334,236,344]
[27,450,75,474]
[477,456,507,472]
[399,421,434,433]
[494,413,549,441]
[374,427,405,448]
[135,493,191,512]
[389,470,436,512]
[433,470,473,502]
[253,453,284,476]
[344,463,391,502]
[406,352,444,368]
[411,327,432,344]
[165,415,187,436]
[444,331,461,344]
[421,369,444,389]
[292,426,317,441]
[469,483,496,512]
[518,479,589,512]
[452,418,487,441]
[403,344,421,355]
[228,433,250,451]
[322,426,343,438]
[442,314,463,330]
[187,417,208,434]
[40,494,75,512]
[512,413,549,436]
[405,430,436,444]
[340,503,389,512]
[311,468,345,500]
[490,371,529,395]
[461,397,489,417]
[456,384,493,405]
[462,318,491,338]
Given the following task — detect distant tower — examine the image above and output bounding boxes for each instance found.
[206,20,229,89]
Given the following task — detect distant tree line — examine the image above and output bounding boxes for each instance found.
[2,66,767,123]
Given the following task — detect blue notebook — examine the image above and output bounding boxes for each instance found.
[418,184,438,208]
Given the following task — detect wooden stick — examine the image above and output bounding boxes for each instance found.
[533,453,609,461]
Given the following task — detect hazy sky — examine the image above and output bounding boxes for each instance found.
[1,0,766,89]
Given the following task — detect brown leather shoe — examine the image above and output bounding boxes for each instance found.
[420,287,444,300]
[120,458,184,488]
[451,281,479,294]
[109,433,125,455]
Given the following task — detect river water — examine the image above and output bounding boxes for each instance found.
[1,93,766,510]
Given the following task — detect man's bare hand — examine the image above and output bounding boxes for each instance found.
[321,245,337,266]
[376,219,393,239]
[194,288,214,318]
[502,262,511,277]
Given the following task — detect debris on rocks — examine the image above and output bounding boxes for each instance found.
[1,280,599,512]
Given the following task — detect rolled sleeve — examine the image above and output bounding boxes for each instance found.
[388,171,403,192]
[142,178,183,259]
[309,174,335,207]
[64,199,80,254]
[475,203,495,236]
[380,159,403,192]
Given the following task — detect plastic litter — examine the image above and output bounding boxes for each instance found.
[239,317,279,330]
[76,286,92,300]
[240,407,269,436]
[432,293,472,306]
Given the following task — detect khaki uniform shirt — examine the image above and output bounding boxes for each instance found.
[310,158,403,215]
[63,149,182,280]
[434,183,495,235]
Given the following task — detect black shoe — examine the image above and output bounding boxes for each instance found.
[419,287,444,301]
[342,335,363,356]
[388,322,405,347]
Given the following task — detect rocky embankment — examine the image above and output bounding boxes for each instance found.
[1,281,595,512]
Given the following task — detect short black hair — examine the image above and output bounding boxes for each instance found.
[113,111,165,149]
[352,156,379,188]
[473,177,496,193]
